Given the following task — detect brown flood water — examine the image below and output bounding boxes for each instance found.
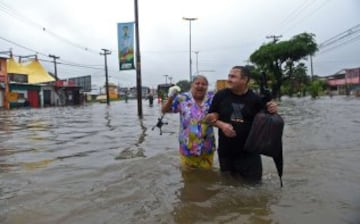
[0,96,359,224]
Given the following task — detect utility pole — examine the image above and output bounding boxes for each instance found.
[164,74,168,84]
[134,0,143,117]
[48,54,60,79]
[266,35,282,43]
[310,55,314,81]
[100,49,111,105]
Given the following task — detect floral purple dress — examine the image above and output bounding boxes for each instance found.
[170,92,216,156]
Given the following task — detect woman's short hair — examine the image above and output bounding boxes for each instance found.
[192,75,209,85]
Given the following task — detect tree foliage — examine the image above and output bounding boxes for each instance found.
[250,32,318,99]
[308,79,324,99]
[176,80,191,92]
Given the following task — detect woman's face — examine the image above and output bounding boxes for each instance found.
[191,77,208,100]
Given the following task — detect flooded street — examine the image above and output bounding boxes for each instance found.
[0,96,359,224]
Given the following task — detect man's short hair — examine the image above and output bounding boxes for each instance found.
[232,66,251,79]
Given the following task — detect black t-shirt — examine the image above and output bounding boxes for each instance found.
[209,88,264,152]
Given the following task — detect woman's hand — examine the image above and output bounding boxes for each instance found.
[205,113,219,124]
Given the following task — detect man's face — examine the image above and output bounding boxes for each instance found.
[227,68,248,91]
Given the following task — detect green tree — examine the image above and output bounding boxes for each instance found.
[176,80,191,92]
[250,32,318,99]
[282,62,310,97]
[306,77,327,99]
[308,79,322,99]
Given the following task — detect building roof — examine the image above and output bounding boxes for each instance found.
[7,58,55,84]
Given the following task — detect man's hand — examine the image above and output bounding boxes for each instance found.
[168,86,181,98]
[266,100,278,114]
[218,121,236,138]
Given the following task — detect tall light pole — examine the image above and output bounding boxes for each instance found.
[183,17,197,82]
[194,51,199,76]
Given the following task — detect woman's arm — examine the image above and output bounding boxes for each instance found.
[205,112,218,124]
[161,96,175,114]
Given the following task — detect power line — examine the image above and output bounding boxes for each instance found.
[0,35,48,57]
[318,34,360,55]
[276,0,314,29]
[319,24,360,49]
[0,34,106,71]
[278,0,329,36]
[317,24,360,55]
[0,1,99,54]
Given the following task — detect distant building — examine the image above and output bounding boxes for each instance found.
[326,67,360,95]
[3,57,83,108]
[129,86,150,99]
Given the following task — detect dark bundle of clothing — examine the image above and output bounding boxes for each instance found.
[244,72,285,187]
[244,111,284,186]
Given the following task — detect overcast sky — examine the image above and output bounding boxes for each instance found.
[0,0,359,90]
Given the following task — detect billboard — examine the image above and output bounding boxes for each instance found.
[68,75,91,92]
[117,22,135,70]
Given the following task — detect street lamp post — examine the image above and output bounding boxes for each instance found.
[183,17,197,82]
[194,51,199,76]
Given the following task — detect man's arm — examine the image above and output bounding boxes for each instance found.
[212,119,237,137]
[207,90,236,137]
[206,112,236,138]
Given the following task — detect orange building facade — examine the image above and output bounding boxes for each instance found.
[0,56,9,109]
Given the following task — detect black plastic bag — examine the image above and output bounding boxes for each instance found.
[244,111,284,186]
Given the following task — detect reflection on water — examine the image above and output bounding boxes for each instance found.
[0,96,359,224]
[174,169,277,224]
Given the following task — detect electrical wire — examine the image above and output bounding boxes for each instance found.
[319,24,360,49]
[318,33,360,55]
[280,0,330,36]
[0,1,99,54]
